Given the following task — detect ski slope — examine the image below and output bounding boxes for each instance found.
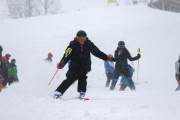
[0,4,180,120]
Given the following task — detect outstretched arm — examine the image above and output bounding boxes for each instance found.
[90,42,108,61]
[127,50,140,61]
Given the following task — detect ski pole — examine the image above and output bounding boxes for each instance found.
[48,69,59,86]
[137,48,140,83]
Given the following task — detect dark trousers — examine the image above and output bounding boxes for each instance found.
[56,71,88,95]
[120,80,135,91]
[175,74,180,91]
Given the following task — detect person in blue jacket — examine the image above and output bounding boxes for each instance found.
[104,54,115,87]
[120,65,135,91]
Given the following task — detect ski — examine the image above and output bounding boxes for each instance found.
[80,98,90,101]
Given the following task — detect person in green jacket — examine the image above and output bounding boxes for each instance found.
[8,59,19,85]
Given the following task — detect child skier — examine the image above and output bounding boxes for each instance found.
[120,65,135,91]
[8,59,19,85]
[45,52,53,63]
[1,55,10,87]
[104,54,115,87]
[110,41,140,91]
[175,54,180,91]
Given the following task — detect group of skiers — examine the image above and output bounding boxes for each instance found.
[0,45,19,92]
[53,30,141,99]
[1,30,179,96]
[104,41,140,91]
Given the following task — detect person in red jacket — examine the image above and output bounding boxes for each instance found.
[1,56,8,87]
[5,53,11,64]
[45,52,53,63]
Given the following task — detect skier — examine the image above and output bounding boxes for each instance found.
[1,56,9,87]
[54,30,115,99]
[0,45,2,63]
[5,53,11,65]
[104,54,115,87]
[0,45,3,75]
[8,59,19,85]
[0,75,3,92]
[110,41,140,91]
[0,45,3,92]
[175,54,180,91]
[45,52,53,63]
[119,65,135,91]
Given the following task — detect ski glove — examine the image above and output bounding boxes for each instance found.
[57,63,64,69]
[107,56,116,61]
[137,54,141,59]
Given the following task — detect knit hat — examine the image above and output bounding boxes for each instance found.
[11,58,16,62]
[76,30,87,37]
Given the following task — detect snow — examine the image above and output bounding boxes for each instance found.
[1,2,180,120]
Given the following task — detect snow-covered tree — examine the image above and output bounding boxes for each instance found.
[6,0,61,18]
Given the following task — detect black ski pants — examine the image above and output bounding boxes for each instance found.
[56,70,87,95]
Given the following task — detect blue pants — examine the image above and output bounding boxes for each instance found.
[110,65,135,90]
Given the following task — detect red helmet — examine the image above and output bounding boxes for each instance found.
[48,52,53,57]
[5,53,11,58]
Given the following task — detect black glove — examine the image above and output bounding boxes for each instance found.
[137,54,141,59]
[57,63,64,69]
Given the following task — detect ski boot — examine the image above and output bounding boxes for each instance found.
[54,91,62,99]
[79,92,85,99]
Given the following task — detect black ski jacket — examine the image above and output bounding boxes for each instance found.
[114,47,140,77]
[60,38,108,74]
[115,47,140,67]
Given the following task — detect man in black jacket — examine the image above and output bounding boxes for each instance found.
[54,30,115,99]
[110,41,141,91]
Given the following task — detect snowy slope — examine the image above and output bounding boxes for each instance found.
[0,0,134,19]
[0,4,180,120]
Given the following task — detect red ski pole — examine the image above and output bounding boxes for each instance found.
[48,69,59,86]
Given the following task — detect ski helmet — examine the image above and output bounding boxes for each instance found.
[118,41,125,48]
[76,30,87,37]
[48,52,53,57]
[108,54,113,57]
[5,53,11,58]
